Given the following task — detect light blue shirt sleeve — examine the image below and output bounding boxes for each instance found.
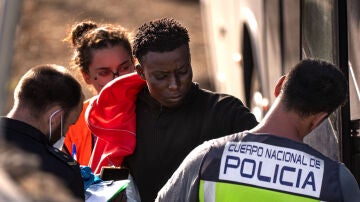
[156,141,212,202]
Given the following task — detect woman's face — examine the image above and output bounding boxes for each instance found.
[83,45,135,93]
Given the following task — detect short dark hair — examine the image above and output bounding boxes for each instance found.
[133,18,190,63]
[14,64,83,118]
[281,58,347,116]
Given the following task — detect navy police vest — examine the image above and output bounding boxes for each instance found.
[199,133,343,201]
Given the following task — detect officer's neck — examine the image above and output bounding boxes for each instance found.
[249,102,306,142]
[7,105,47,135]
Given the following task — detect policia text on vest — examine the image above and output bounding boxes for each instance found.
[220,141,323,198]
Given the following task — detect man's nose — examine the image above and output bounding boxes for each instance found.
[168,75,179,90]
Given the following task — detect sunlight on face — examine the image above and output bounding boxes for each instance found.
[85,45,135,93]
[141,45,193,108]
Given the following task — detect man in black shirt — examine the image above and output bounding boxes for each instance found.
[2,64,85,200]
[86,18,258,201]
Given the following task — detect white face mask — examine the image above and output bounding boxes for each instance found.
[53,135,65,150]
[48,109,64,150]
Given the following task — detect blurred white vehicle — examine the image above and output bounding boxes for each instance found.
[201,0,360,185]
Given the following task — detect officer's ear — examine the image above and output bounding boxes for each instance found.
[46,106,64,136]
[135,64,145,80]
[310,112,328,131]
[274,75,286,97]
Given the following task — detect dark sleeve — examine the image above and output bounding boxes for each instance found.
[339,163,360,202]
[211,94,258,136]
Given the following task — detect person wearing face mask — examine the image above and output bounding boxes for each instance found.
[1,64,85,200]
[63,20,136,166]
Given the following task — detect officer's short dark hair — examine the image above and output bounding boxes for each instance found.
[281,58,347,117]
[14,64,83,118]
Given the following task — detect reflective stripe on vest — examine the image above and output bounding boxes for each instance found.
[199,180,322,202]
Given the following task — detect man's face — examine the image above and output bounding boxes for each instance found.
[48,100,83,145]
[138,44,193,108]
[63,100,83,136]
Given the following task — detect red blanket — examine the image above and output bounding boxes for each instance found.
[86,72,146,174]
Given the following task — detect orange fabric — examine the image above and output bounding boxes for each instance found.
[86,72,146,174]
[64,100,93,166]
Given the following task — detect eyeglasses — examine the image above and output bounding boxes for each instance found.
[93,60,134,81]
[94,69,120,80]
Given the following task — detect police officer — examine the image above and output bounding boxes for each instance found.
[156,59,360,202]
[2,64,85,200]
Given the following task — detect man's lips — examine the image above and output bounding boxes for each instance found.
[167,95,182,102]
